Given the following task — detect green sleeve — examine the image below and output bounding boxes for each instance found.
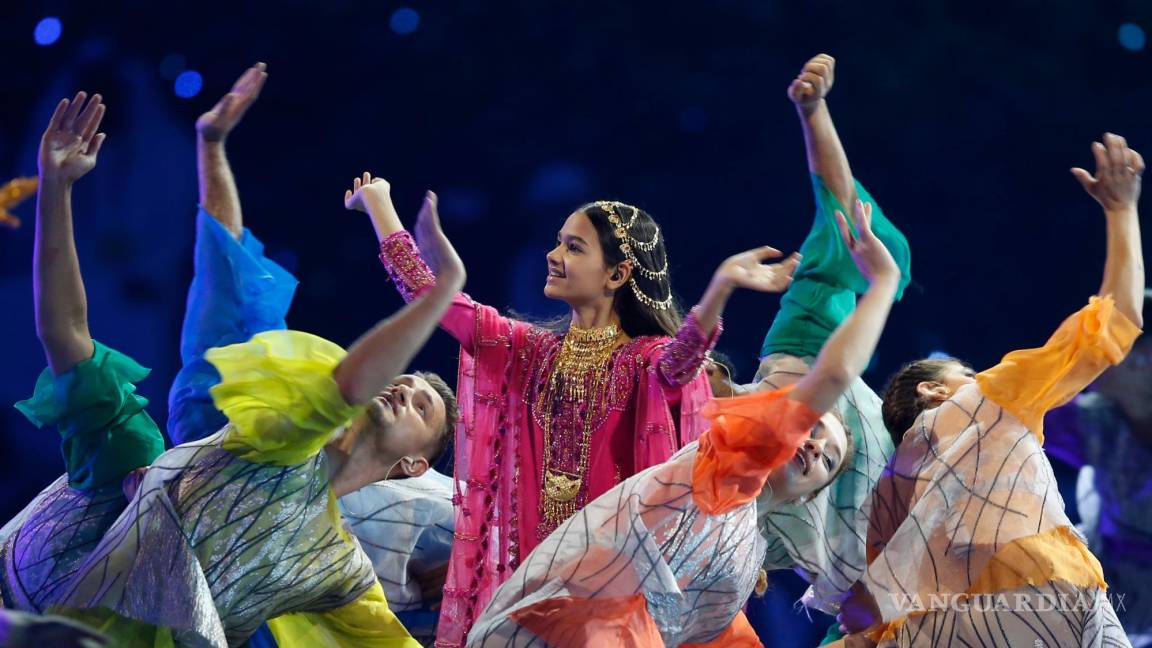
[760,174,912,358]
[15,341,166,491]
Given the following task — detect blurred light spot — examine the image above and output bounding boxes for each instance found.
[34,17,62,46]
[1119,23,1146,51]
[174,70,203,98]
[390,8,420,35]
[160,53,187,81]
[928,350,952,360]
[678,106,708,133]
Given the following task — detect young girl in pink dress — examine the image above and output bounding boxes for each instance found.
[346,176,801,646]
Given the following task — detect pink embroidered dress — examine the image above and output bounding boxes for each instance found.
[378,232,717,647]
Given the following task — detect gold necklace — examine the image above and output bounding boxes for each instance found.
[537,324,621,533]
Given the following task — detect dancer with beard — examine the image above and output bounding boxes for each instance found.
[2,83,463,648]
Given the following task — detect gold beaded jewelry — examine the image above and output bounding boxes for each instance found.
[537,324,622,531]
[595,201,673,310]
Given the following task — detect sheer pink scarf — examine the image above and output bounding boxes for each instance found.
[435,305,711,647]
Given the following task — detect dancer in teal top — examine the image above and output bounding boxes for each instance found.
[693,55,911,640]
[752,54,909,623]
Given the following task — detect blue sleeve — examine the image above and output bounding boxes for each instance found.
[166,208,299,444]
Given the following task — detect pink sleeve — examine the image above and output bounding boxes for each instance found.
[651,308,721,401]
[378,230,490,352]
[378,231,436,302]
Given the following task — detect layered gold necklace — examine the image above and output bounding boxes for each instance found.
[536,324,622,533]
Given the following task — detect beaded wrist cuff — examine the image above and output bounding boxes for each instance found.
[378,231,436,302]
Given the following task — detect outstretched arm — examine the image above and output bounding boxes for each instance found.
[759,54,911,362]
[789,53,855,210]
[1072,133,1144,328]
[34,92,107,375]
[196,62,267,238]
[167,64,293,445]
[651,246,799,391]
[346,173,499,352]
[790,200,900,414]
[333,197,467,404]
[693,247,801,336]
[970,135,1144,438]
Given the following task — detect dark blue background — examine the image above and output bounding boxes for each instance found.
[2,2,1147,644]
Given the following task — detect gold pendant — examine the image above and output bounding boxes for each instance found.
[544,469,582,503]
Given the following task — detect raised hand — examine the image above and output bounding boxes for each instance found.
[1071,133,1143,213]
[196,62,267,142]
[836,200,899,284]
[39,92,106,182]
[714,246,801,293]
[413,190,466,289]
[344,171,393,213]
[787,53,835,109]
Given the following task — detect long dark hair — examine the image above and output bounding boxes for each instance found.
[578,201,683,338]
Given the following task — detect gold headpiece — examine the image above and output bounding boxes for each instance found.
[595,201,672,310]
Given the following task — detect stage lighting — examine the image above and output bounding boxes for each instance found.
[34,17,62,46]
[390,8,420,35]
[175,70,204,98]
[1119,23,1146,51]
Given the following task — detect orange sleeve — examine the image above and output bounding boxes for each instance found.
[967,526,1105,596]
[976,295,1141,442]
[692,385,820,515]
[509,594,663,648]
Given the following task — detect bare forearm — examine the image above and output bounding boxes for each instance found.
[34,178,93,373]
[197,138,242,239]
[798,100,856,209]
[364,193,406,243]
[1099,207,1144,327]
[334,278,462,404]
[793,275,898,413]
[693,274,734,338]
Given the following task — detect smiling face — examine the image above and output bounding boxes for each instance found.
[765,411,850,503]
[543,210,625,307]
